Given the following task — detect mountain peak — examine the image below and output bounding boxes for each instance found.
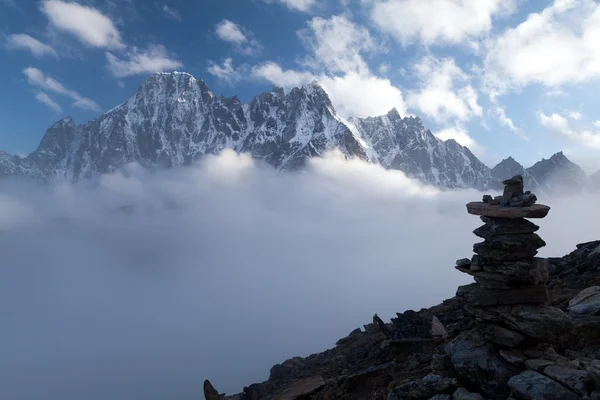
[386,107,401,120]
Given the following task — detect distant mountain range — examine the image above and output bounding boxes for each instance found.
[0,72,597,194]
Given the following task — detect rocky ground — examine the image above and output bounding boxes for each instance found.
[205,189,600,400]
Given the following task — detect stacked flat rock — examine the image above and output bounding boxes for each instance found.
[455,175,567,347]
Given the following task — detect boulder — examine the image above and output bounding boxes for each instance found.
[589,360,600,388]
[452,387,485,400]
[203,380,222,400]
[477,217,540,236]
[431,316,449,339]
[508,370,580,400]
[543,364,590,395]
[482,324,527,347]
[499,349,527,366]
[475,233,546,253]
[568,286,600,315]
[388,374,457,400]
[456,283,549,307]
[430,395,453,400]
[465,304,573,342]
[473,242,538,261]
[466,202,550,219]
[446,330,520,398]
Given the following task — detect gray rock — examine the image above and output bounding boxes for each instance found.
[543,364,590,395]
[431,316,449,339]
[446,330,520,398]
[388,374,457,400]
[524,359,554,372]
[475,217,540,237]
[456,258,472,267]
[466,202,550,219]
[465,304,573,343]
[430,396,453,400]
[457,283,549,307]
[589,360,600,388]
[508,370,580,400]
[508,193,537,207]
[499,349,527,366]
[568,286,600,315]
[452,387,485,400]
[482,324,527,347]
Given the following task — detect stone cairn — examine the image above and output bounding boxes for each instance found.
[455,175,570,349]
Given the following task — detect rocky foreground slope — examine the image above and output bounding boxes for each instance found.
[205,178,600,400]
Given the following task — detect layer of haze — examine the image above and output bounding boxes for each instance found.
[0,150,598,399]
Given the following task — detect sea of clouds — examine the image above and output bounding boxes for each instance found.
[1,150,598,399]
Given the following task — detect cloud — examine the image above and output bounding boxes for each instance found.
[568,110,582,121]
[5,34,59,59]
[435,124,484,156]
[0,151,598,400]
[264,0,317,12]
[407,56,482,123]
[369,0,516,46]
[539,111,600,149]
[251,15,406,118]
[40,0,124,49]
[34,92,62,113]
[161,4,181,20]
[484,0,600,94]
[490,105,528,140]
[106,45,183,77]
[215,19,262,56]
[299,15,377,75]
[207,58,241,84]
[23,67,100,112]
[1,0,17,8]
[594,120,600,129]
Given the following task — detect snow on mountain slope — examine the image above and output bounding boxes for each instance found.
[349,109,495,190]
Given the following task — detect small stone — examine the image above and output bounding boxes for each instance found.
[508,370,580,400]
[453,387,485,400]
[456,258,471,267]
[482,324,527,347]
[568,286,600,315]
[430,395,453,400]
[501,175,525,206]
[543,364,590,395]
[466,202,550,219]
[499,349,527,366]
[277,376,325,400]
[473,243,539,261]
[388,374,457,400]
[203,380,222,400]
[524,359,555,372]
[476,217,540,237]
[508,192,537,207]
[482,195,493,203]
[431,316,449,339]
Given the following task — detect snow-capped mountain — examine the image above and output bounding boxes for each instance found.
[525,151,588,194]
[350,109,494,190]
[0,72,591,192]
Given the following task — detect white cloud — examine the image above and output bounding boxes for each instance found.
[407,56,482,123]
[485,0,600,94]
[251,63,406,118]
[539,111,600,149]
[300,15,376,75]
[161,4,181,21]
[5,34,59,59]
[370,0,516,46]
[491,105,528,140]
[207,58,241,84]
[106,45,182,78]
[266,0,317,12]
[214,19,262,56]
[23,67,100,112]
[319,72,406,118]
[568,110,582,120]
[594,120,600,129]
[435,124,484,156]
[40,0,124,49]
[378,63,391,76]
[34,92,62,113]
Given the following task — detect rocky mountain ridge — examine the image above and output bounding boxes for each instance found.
[0,72,596,192]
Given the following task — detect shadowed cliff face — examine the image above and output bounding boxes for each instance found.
[0,151,599,399]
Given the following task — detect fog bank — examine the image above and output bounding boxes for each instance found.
[0,150,597,399]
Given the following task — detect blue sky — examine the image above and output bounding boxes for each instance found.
[2,0,600,173]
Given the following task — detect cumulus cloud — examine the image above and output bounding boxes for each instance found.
[539,111,600,149]
[407,56,482,123]
[370,0,516,46]
[34,92,62,113]
[484,0,600,95]
[435,124,484,157]
[5,34,59,59]
[215,19,262,56]
[207,58,242,84]
[0,151,597,400]
[252,15,406,118]
[40,0,124,49]
[23,67,100,112]
[106,45,183,77]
